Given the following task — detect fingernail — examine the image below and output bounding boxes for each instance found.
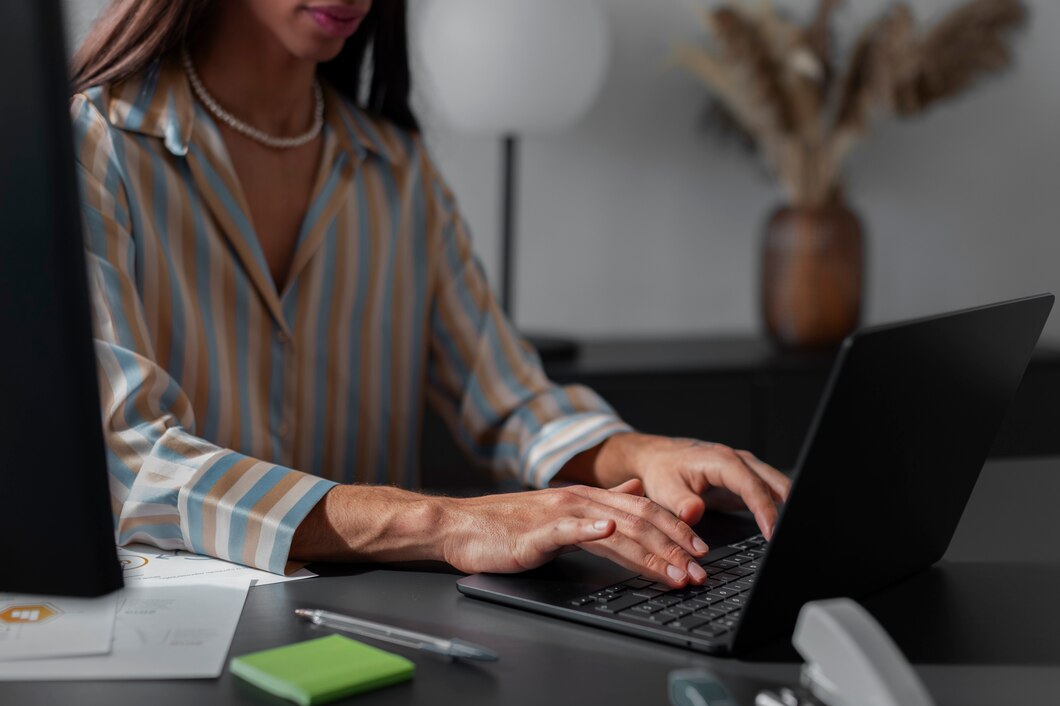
[688,561,706,582]
[666,564,686,583]
[692,537,709,554]
[593,520,610,531]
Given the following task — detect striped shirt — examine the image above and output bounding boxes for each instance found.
[72,57,631,574]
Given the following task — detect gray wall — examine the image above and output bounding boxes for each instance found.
[66,0,1060,340]
[63,0,103,48]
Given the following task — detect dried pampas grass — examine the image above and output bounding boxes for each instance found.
[673,0,1027,208]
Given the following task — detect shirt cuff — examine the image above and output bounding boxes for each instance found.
[522,413,634,488]
[178,450,338,575]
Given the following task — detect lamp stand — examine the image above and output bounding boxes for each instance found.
[500,135,517,316]
[498,134,578,361]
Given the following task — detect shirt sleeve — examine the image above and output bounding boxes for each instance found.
[420,143,633,488]
[72,93,336,574]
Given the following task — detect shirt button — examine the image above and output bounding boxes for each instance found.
[276,330,289,345]
[276,421,290,438]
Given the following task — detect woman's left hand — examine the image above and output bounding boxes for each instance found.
[560,432,792,540]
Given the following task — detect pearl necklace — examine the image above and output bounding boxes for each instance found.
[181,47,324,150]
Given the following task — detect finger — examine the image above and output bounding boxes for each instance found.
[708,450,780,540]
[556,491,706,584]
[647,468,707,527]
[608,478,644,496]
[579,530,707,588]
[591,505,706,583]
[532,517,616,556]
[567,485,708,558]
[736,450,791,503]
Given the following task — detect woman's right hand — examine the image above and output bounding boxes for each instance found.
[438,479,711,588]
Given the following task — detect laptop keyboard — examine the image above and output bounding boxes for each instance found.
[567,534,766,641]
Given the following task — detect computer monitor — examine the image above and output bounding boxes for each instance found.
[0,0,123,596]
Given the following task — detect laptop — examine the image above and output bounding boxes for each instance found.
[457,295,1054,655]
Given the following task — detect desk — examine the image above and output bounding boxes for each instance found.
[6,456,1060,706]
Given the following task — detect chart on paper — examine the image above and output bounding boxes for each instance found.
[0,592,119,662]
[118,544,316,586]
[0,581,250,680]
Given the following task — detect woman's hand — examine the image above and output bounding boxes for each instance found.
[438,479,710,588]
[559,433,792,540]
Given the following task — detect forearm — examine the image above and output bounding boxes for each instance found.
[289,484,448,564]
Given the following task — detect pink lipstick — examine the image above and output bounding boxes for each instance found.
[305,4,367,38]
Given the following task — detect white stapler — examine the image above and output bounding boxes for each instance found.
[788,598,935,706]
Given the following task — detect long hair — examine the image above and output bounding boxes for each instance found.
[70,0,418,131]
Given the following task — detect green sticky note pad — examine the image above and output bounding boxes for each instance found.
[229,634,414,705]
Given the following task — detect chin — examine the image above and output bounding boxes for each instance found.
[307,44,347,64]
[287,37,347,64]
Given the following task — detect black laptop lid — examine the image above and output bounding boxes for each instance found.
[732,294,1054,654]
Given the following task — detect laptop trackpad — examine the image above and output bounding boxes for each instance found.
[457,550,638,604]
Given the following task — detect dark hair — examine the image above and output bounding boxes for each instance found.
[70,0,418,132]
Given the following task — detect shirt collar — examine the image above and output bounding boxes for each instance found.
[104,55,398,164]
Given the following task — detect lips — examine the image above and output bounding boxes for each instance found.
[305,4,367,38]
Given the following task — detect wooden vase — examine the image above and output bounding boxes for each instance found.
[761,203,864,350]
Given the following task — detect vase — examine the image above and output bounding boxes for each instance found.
[761,203,864,350]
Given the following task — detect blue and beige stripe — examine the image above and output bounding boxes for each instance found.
[71,56,631,574]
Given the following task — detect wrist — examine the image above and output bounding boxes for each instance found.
[418,494,455,563]
[291,485,450,564]
[433,495,472,567]
[591,431,651,488]
[389,491,449,563]
[553,431,644,488]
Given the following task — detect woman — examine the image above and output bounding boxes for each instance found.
[71,0,789,584]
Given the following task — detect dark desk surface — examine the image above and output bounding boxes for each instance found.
[6,456,1060,706]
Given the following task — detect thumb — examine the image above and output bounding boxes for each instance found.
[650,473,705,525]
[607,478,644,496]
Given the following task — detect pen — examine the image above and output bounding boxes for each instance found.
[295,608,499,662]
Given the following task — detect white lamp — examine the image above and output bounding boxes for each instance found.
[416,0,611,347]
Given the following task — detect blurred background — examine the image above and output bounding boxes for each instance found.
[62,0,1060,478]
[65,0,1060,341]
